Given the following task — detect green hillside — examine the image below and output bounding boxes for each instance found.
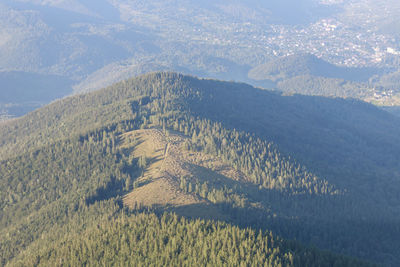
[248,54,376,82]
[10,213,369,267]
[275,75,374,99]
[1,72,398,265]
[247,54,400,109]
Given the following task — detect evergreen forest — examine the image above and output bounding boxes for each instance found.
[1,72,399,266]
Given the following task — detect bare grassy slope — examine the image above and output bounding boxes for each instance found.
[121,128,248,219]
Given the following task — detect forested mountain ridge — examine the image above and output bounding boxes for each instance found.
[1,72,398,265]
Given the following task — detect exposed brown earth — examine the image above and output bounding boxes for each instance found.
[121,128,248,219]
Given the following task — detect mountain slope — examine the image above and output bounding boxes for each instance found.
[248,54,377,82]
[1,72,399,265]
[247,54,386,102]
[10,213,370,267]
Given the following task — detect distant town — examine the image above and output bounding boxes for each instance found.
[166,15,400,68]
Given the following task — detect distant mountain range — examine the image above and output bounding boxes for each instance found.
[1,1,400,119]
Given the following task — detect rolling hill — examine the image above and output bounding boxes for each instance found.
[248,53,377,82]
[1,72,398,265]
[247,53,400,109]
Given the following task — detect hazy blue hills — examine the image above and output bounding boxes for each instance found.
[184,0,340,25]
[1,1,400,120]
[0,0,155,77]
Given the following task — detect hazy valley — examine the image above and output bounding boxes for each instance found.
[2,0,400,118]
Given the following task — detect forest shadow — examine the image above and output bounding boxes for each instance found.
[151,200,397,266]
